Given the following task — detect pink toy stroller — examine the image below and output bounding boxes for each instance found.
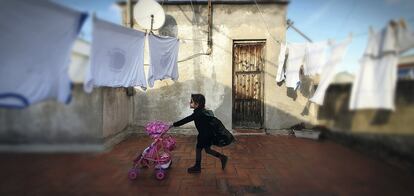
[128,121,176,181]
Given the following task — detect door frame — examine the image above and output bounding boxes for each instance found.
[232,39,266,129]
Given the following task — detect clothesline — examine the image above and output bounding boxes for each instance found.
[254,0,414,45]
[173,18,414,45]
[178,38,207,42]
[277,19,414,111]
[159,0,414,47]
[324,16,414,42]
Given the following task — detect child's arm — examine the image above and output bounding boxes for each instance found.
[173,114,195,127]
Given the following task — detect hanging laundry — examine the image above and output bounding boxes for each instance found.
[147,34,180,88]
[0,1,87,108]
[396,19,414,53]
[304,41,328,76]
[285,43,307,89]
[276,43,287,82]
[349,21,413,110]
[310,37,352,105]
[84,17,147,93]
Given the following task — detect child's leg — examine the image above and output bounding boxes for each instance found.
[204,147,224,158]
[195,147,202,168]
[187,147,203,173]
[205,147,228,170]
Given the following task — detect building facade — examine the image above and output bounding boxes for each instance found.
[119,0,316,134]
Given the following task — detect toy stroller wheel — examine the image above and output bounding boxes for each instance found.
[155,169,166,180]
[128,168,138,180]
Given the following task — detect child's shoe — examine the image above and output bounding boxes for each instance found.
[187,165,201,173]
[220,156,228,170]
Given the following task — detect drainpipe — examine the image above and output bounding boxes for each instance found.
[206,0,212,55]
[175,0,213,63]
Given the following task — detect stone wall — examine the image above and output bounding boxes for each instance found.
[318,81,414,160]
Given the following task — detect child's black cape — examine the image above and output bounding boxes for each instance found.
[206,115,235,147]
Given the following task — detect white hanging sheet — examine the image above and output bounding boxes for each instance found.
[147,34,180,88]
[310,38,352,105]
[0,1,87,108]
[276,43,287,82]
[349,23,403,110]
[304,41,328,76]
[84,17,147,93]
[285,43,307,89]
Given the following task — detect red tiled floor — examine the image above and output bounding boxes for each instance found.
[1,135,414,195]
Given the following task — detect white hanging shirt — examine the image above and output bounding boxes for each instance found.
[310,38,352,105]
[147,34,180,88]
[304,41,328,76]
[349,24,402,110]
[0,1,87,108]
[276,43,287,82]
[396,22,414,53]
[84,17,147,93]
[285,43,307,89]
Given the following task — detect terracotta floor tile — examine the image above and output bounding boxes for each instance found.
[0,135,413,195]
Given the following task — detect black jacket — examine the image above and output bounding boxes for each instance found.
[173,108,215,148]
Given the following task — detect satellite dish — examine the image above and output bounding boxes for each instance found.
[133,0,165,30]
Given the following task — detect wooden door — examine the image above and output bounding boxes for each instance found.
[232,40,265,129]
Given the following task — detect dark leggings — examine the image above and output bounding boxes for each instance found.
[195,146,224,167]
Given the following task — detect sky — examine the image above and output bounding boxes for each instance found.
[56,0,414,74]
[54,0,122,41]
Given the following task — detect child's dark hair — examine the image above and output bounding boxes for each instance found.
[191,94,205,108]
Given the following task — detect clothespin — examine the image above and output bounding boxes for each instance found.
[399,18,407,29]
[389,19,398,28]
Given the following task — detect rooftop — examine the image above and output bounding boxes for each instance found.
[118,0,289,5]
[399,54,414,68]
[1,135,413,195]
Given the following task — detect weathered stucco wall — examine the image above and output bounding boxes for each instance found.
[0,84,132,151]
[318,81,414,159]
[127,3,314,131]
[0,85,103,145]
[102,87,132,138]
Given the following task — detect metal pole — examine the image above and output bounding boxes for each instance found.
[207,0,212,54]
[150,14,154,32]
[287,19,313,43]
[127,0,133,28]
[126,0,135,96]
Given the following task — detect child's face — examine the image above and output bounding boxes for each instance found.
[190,99,199,109]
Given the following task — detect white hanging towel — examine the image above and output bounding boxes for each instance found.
[304,41,328,76]
[0,1,87,108]
[84,17,147,93]
[310,37,352,105]
[276,43,287,82]
[349,23,407,110]
[147,34,180,88]
[285,43,307,89]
